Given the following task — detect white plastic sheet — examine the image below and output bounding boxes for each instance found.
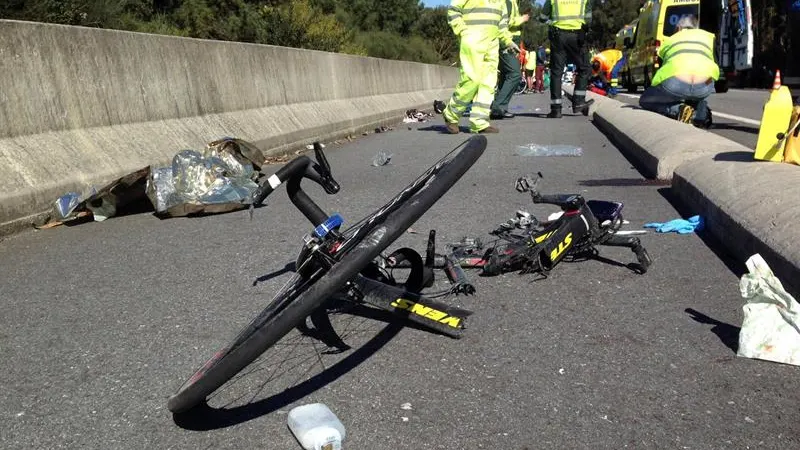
[737,254,800,366]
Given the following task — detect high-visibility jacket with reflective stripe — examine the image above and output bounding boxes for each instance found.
[506,0,524,37]
[651,28,720,86]
[448,0,513,46]
[540,0,590,31]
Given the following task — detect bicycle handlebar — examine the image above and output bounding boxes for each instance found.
[515,175,583,210]
[251,142,340,227]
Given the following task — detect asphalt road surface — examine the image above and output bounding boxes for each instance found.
[614,88,767,151]
[2,92,798,449]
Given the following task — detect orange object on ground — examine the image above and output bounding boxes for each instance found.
[784,105,800,165]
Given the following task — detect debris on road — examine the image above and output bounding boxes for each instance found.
[400,403,412,410]
[643,215,703,234]
[287,403,346,450]
[404,109,435,123]
[372,151,393,167]
[737,254,800,366]
[516,144,583,157]
[42,138,266,227]
[49,167,150,224]
[615,230,648,236]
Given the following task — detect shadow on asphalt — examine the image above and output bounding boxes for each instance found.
[592,123,656,178]
[172,320,405,431]
[685,308,740,353]
[417,124,472,134]
[713,151,755,162]
[711,123,759,134]
[252,262,296,286]
[656,187,747,279]
[579,178,672,187]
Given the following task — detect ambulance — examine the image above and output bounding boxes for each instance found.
[619,0,754,93]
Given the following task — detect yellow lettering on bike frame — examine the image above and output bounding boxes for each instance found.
[391,298,462,328]
[532,231,555,245]
[549,232,573,261]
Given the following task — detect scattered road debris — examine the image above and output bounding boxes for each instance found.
[44,138,266,227]
[644,215,703,234]
[516,144,583,157]
[404,109,435,123]
[738,254,800,366]
[372,151,393,167]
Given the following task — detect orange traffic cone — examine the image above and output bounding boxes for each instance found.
[772,70,782,90]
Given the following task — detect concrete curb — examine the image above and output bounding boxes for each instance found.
[563,84,800,296]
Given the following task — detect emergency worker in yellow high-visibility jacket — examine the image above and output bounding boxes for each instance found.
[639,15,719,127]
[443,0,519,134]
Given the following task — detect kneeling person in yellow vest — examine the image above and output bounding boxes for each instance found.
[638,15,719,127]
[443,0,519,134]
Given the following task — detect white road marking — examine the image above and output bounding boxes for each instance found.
[712,111,761,126]
[616,93,761,126]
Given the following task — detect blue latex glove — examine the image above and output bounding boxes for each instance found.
[644,215,704,234]
[607,87,619,97]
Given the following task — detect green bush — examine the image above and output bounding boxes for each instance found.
[354,31,440,64]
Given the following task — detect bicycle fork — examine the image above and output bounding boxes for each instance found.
[599,234,653,273]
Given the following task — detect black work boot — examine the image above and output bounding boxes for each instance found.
[572,98,595,116]
[547,107,562,119]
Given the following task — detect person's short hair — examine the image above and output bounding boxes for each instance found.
[677,15,698,30]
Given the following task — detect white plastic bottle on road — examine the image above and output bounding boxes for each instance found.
[287,403,346,450]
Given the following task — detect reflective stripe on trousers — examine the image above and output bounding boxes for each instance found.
[443,40,501,132]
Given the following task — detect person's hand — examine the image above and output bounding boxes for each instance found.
[506,41,521,54]
[520,14,530,23]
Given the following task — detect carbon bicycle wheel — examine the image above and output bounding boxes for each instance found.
[166,136,486,413]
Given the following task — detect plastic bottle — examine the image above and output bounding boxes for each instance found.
[287,403,346,450]
[516,144,583,157]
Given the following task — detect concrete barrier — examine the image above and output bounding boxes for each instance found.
[568,85,800,296]
[0,20,458,235]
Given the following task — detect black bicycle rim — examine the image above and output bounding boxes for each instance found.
[166,136,486,414]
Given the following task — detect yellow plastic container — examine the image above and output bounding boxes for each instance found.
[784,106,800,166]
[755,86,794,162]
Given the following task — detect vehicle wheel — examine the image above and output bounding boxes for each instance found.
[715,78,729,93]
[166,136,486,414]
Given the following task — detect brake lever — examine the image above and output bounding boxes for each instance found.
[310,142,340,194]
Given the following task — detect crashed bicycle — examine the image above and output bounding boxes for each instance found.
[167,136,485,414]
[390,172,653,278]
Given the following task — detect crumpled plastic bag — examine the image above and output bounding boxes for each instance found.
[737,253,800,366]
[644,215,703,234]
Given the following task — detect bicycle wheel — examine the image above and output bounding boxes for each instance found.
[167,136,486,413]
[516,78,528,95]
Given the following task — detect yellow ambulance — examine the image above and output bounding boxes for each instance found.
[619,0,754,93]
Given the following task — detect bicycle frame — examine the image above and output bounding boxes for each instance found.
[252,142,476,342]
